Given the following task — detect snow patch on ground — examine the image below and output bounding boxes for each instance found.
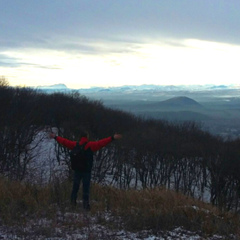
[0,211,232,240]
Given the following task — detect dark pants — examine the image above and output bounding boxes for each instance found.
[71,170,91,205]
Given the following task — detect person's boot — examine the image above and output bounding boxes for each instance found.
[83,201,91,211]
[71,198,77,208]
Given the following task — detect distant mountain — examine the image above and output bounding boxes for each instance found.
[36,83,68,89]
[34,83,239,94]
[159,96,203,108]
[210,85,229,89]
[127,97,208,122]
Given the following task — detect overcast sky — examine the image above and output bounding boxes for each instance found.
[1,0,240,88]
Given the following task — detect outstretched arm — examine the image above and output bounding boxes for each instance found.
[49,132,76,150]
[88,133,122,152]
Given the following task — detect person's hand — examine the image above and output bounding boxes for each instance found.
[113,134,122,140]
[49,132,56,139]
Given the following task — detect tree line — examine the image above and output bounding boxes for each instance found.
[0,78,240,212]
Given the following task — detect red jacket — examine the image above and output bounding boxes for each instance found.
[55,136,113,152]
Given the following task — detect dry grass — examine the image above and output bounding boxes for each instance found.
[0,177,239,238]
[91,184,240,236]
[0,177,71,223]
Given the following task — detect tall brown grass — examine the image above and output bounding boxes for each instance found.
[0,177,239,238]
[0,177,71,223]
[91,184,240,236]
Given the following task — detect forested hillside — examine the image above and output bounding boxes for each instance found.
[0,79,240,210]
[1,79,240,213]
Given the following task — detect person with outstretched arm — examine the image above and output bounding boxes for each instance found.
[49,130,122,210]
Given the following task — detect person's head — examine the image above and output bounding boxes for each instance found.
[79,130,89,139]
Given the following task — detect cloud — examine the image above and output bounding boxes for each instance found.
[0,54,22,68]
[1,1,240,88]
[0,53,61,70]
[1,0,240,54]
[44,37,142,56]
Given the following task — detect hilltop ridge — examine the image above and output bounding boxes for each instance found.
[159,96,203,108]
[35,83,240,93]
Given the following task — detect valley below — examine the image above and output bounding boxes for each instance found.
[78,86,240,139]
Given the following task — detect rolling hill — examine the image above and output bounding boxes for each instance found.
[156,96,203,110]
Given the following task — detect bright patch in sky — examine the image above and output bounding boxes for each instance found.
[1,39,240,88]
